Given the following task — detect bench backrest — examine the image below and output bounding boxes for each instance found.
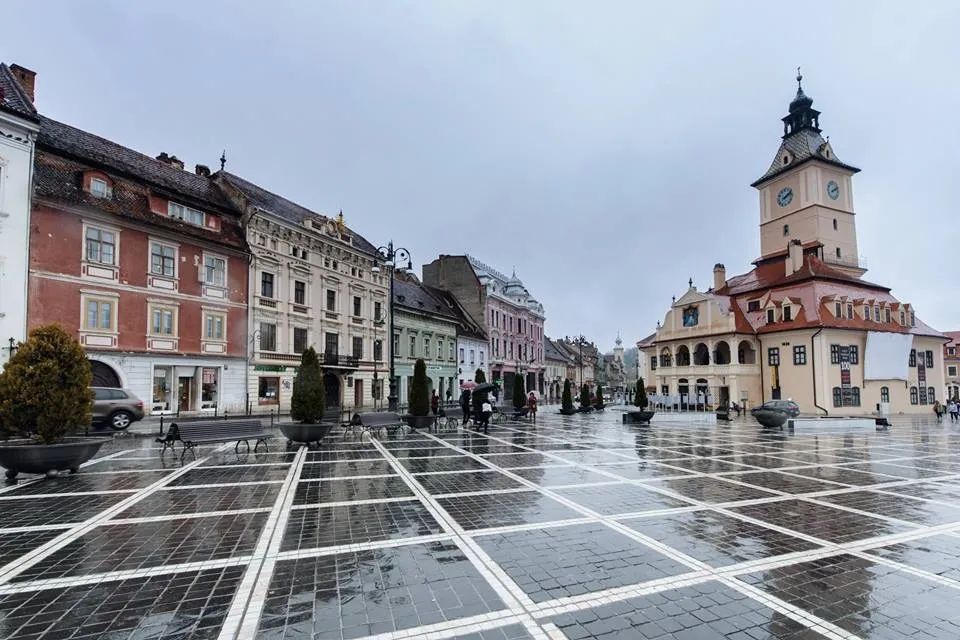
[351,411,404,428]
[174,419,264,440]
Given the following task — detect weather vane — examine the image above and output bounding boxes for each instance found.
[796,66,803,89]
[219,150,227,171]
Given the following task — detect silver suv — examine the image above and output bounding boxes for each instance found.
[91,387,145,431]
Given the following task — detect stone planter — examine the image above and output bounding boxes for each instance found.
[559,408,577,416]
[716,409,731,422]
[623,410,656,424]
[577,406,594,413]
[752,409,789,429]
[594,404,605,412]
[279,422,331,447]
[0,436,112,481]
[404,415,435,430]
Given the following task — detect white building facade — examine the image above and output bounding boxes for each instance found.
[457,335,488,388]
[0,64,39,368]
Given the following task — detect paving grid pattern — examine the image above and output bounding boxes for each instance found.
[0,414,958,638]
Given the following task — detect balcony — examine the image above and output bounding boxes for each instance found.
[322,353,359,368]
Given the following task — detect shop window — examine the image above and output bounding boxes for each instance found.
[201,368,219,409]
[880,386,889,403]
[910,386,918,405]
[152,366,172,412]
[258,377,279,405]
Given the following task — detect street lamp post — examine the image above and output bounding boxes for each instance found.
[571,334,587,390]
[371,241,411,413]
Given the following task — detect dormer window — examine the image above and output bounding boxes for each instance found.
[884,308,891,323]
[834,302,842,317]
[747,300,760,312]
[783,305,792,322]
[863,305,870,320]
[846,303,853,319]
[90,177,112,199]
[874,305,880,322]
[767,309,775,324]
[169,202,204,226]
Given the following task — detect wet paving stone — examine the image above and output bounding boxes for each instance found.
[12,512,267,582]
[300,459,396,479]
[1,470,174,495]
[779,465,903,486]
[415,470,525,495]
[510,465,620,487]
[398,455,492,473]
[730,498,912,543]
[437,491,582,530]
[647,476,780,504]
[477,522,692,602]
[121,482,282,518]
[292,476,415,505]
[550,450,634,465]
[880,480,960,502]
[199,451,300,466]
[259,541,506,639]
[481,452,563,468]
[553,483,695,516]
[718,454,806,470]
[590,461,695,481]
[0,565,245,639]
[304,448,384,462]
[840,461,954,480]
[722,470,843,494]
[0,530,68,570]
[864,534,960,581]
[767,451,847,465]
[456,623,533,640]
[78,457,182,472]
[620,509,822,567]
[546,580,827,639]
[654,457,753,474]
[281,500,443,550]
[169,464,291,486]
[0,493,129,528]
[814,490,960,526]
[738,554,960,638]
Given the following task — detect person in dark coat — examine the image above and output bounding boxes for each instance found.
[460,389,472,425]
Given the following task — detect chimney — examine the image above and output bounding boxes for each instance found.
[9,64,36,103]
[786,239,804,277]
[195,164,211,177]
[712,263,726,291]
[155,152,185,170]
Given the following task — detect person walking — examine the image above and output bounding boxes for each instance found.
[951,399,959,423]
[431,390,439,416]
[480,398,492,433]
[527,391,538,423]
[934,401,944,423]
[460,389,472,426]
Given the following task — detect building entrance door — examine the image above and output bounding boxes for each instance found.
[178,377,192,411]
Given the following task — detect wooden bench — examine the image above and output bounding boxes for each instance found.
[348,411,407,439]
[162,419,271,459]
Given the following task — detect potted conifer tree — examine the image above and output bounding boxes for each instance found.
[406,359,433,429]
[0,324,111,481]
[512,373,526,416]
[474,368,486,384]
[594,383,605,411]
[579,384,593,412]
[624,378,656,424]
[280,347,328,447]
[560,379,576,415]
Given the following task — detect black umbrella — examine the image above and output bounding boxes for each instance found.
[471,382,498,397]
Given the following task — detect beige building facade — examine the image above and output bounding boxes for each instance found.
[639,76,945,417]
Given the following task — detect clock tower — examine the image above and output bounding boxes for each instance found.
[752,72,864,276]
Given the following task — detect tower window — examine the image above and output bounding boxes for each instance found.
[833,218,838,230]
[782,155,790,166]
[836,247,842,259]
[782,224,789,236]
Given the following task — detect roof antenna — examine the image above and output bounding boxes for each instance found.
[219,150,227,171]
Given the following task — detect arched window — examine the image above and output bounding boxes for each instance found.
[910,386,918,405]
[880,386,890,403]
[850,387,861,407]
[928,387,936,403]
[832,387,842,407]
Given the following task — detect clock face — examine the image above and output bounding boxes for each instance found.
[776,187,794,207]
[826,180,840,200]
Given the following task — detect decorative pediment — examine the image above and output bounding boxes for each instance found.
[673,289,710,307]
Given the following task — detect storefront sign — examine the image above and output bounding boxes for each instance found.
[255,365,287,372]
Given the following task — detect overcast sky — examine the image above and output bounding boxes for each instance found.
[5,1,958,351]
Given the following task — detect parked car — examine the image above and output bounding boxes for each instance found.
[91,387,145,431]
[751,399,800,418]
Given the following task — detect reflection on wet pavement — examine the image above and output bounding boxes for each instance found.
[0,411,956,639]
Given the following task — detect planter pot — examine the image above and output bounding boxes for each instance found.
[594,404,605,412]
[716,410,731,422]
[577,406,593,413]
[559,408,577,416]
[623,410,656,425]
[279,422,331,447]
[404,415,435,430]
[752,409,789,429]
[0,436,112,481]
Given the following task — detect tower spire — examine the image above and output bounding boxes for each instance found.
[796,66,802,91]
